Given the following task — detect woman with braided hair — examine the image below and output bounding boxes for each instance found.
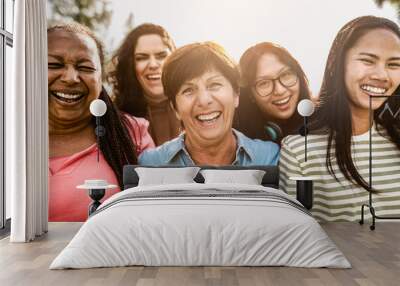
[48,22,155,222]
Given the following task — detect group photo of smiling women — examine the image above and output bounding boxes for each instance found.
[47,15,400,223]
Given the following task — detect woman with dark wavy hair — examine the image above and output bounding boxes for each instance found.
[279,16,400,221]
[109,23,180,145]
[235,42,312,144]
[48,22,155,222]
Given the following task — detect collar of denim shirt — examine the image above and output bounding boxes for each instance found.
[163,129,255,164]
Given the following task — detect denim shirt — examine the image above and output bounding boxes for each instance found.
[138,129,280,166]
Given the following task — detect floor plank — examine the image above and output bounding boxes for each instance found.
[0,222,399,286]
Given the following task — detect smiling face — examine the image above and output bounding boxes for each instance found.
[344,28,400,114]
[174,68,239,147]
[48,30,102,126]
[134,34,171,102]
[252,53,300,120]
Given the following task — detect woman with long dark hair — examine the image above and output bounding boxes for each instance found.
[109,23,180,145]
[235,42,312,144]
[48,23,155,221]
[279,16,400,221]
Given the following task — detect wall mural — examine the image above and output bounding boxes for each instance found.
[47,0,400,222]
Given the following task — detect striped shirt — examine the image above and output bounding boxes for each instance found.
[279,125,400,222]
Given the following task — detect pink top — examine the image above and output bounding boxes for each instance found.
[49,115,155,222]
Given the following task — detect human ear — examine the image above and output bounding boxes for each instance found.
[170,101,181,121]
[234,91,239,108]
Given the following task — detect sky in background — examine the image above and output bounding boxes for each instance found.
[102,0,398,94]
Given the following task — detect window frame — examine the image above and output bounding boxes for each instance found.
[0,0,14,232]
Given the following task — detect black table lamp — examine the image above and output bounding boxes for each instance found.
[297,99,315,162]
[89,99,107,162]
[77,99,117,216]
[290,99,315,210]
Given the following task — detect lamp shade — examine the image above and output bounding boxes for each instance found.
[89,99,107,117]
[297,99,315,117]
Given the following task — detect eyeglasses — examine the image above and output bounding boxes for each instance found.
[254,70,298,97]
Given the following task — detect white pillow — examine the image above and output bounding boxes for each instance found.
[200,169,266,185]
[136,167,200,186]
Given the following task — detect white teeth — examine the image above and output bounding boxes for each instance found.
[146,74,161,80]
[196,111,221,121]
[361,85,387,94]
[54,92,83,99]
[273,97,290,105]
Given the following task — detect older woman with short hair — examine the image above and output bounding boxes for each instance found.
[139,42,280,166]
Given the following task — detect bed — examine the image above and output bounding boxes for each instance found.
[50,165,350,269]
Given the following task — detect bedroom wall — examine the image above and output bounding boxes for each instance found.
[46,0,400,222]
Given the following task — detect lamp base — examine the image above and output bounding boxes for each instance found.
[296,180,313,210]
[88,188,105,216]
[290,177,314,210]
[359,203,400,231]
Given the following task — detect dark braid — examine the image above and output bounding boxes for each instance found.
[96,88,138,188]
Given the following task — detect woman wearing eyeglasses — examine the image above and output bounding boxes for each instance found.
[235,42,313,144]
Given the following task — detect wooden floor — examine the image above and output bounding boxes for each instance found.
[0,222,399,286]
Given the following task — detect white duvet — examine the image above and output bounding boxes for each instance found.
[50,183,351,269]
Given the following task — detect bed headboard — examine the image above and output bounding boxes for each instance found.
[123,165,279,190]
